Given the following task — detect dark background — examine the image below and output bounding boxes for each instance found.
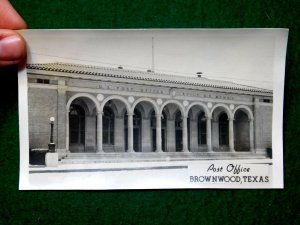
[0,0,299,224]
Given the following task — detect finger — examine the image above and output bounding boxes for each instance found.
[0,29,26,67]
[0,0,27,29]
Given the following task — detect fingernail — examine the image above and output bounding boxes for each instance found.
[0,35,24,61]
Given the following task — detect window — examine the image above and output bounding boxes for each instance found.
[175,111,182,129]
[37,79,50,84]
[175,111,183,151]
[198,112,207,145]
[219,113,229,145]
[69,105,85,145]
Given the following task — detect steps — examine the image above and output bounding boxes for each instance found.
[59,151,267,164]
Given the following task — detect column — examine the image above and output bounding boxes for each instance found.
[206,116,212,152]
[249,119,254,152]
[229,117,235,152]
[182,115,189,152]
[57,80,67,150]
[127,113,134,152]
[156,114,162,152]
[97,111,103,152]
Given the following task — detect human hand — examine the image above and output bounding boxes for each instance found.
[0,0,27,67]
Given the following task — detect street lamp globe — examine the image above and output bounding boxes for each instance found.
[50,117,55,122]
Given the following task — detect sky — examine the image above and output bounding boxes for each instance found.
[20,29,284,90]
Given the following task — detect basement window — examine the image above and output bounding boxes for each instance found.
[37,79,50,84]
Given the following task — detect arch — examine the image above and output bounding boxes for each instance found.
[67,93,100,112]
[103,100,118,116]
[71,98,90,115]
[120,107,128,118]
[134,104,146,119]
[150,110,168,128]
[160,100,185,116]
[66,93,99,152]
[131,97,159,115]
[100,95,130,113]
[149,108,171,120]
[186,102,210,118]
[210,103,232,119]
[233,105,253,120]
[187,108,194,120]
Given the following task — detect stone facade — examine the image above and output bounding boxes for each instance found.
[27,63,273,159]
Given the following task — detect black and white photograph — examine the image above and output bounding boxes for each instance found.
[18,29,288,189]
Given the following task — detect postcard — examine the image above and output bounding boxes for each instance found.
[18,29,288,189]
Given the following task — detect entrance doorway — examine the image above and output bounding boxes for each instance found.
[219,112,229,147]
[234,110,250,151]
[69,104,85,152]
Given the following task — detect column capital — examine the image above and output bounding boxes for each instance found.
[228,117,234,121]
[127,112,134,116]
[155,113,162,117]
[206,116,212,120]
[248,118,254,122]
[97,111,103,115]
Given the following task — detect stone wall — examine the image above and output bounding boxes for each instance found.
[28,87,58,149]
[254,104,272,151]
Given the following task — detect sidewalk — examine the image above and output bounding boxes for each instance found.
[29,158,273,173]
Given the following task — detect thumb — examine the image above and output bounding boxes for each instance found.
[0,0,27,68]
[0,0,27,29]
[0,29,26,67]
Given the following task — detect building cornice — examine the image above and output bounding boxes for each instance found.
[27,62,273,96]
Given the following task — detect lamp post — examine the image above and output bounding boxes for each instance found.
[48,117,56,152]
